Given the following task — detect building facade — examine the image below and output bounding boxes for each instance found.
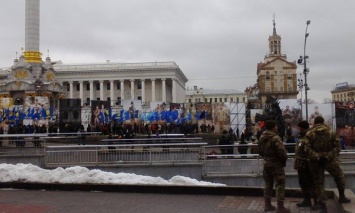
[248,19,298,107]
[54,61,188,106]
[331,82,355,102]
[185,86,247,104]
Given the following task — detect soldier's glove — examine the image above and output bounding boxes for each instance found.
[324,152,334,161]
[310,153,320,161]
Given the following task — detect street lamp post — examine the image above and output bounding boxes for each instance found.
[298,75,303,119]
[298,20,311,120]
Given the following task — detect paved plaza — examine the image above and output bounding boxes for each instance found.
[0,189,342,213]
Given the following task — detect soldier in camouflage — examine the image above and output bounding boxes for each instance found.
[294,120,317,208]
[258,120,290,213]
[305,116,351,213]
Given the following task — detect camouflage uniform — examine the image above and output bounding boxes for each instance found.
[294,129,315,201]
[258,130,288,201]
[305,123,345,204]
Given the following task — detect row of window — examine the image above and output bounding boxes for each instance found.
[188,97,246,103]
[67,82,143,91]
[265,71,293,79]
[333,92,355,101]
[83,96,143,105]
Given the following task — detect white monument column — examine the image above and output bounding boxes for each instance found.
[69,81,73,99]
[172,79,177,103]
[110,80,114,106]
[161,78,166,102]
[89,81,94,106]
[100,80,104,100]
[120,80,124,101]
[79,81,84,106]
[24,0,42,65]
[141,79,145,103]
[130,79,135,100]
[151,79,156,102]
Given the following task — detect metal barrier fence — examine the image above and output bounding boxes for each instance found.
[45,143,207,167]
[202,144,355,176]
[101,137,203,145]
[2,135,355,177]
[0,137,46,156]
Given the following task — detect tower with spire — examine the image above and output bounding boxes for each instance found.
[247,16,298,107]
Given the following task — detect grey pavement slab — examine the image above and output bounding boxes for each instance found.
[0,189,341,213]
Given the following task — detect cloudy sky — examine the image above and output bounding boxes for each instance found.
[0,0,354,103]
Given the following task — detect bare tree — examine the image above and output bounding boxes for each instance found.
[322,98,333,104]
[302,99,317,104]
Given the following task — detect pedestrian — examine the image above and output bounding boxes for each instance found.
[219,130,230,155]
[238,136,248,157]
[258,120,290,213]
[293,120,316,208]
[305,116,351,212]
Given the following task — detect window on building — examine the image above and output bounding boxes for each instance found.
[86,83,90,91]
[137,82,142,89]
[287,71,292,79]
[243,97,245,102]
[224,98,227,102]
[107,83,110,90]
[210,98,212,103]
[117,83,121,90]
[76,84,80,91]
[96,97,100,101]
[215,98,217,102]
[266,71,270,79]
[107,97,111,102]
[96,83,100,90]
[86,98,90,105]
[116,97,121,105]
[280,87,283,91]
[219,98,222,102]
[205,98,207,102]
[237,97,239,103]
[230,97,233,102]
[137,96,142,100]
[67,85,70,92]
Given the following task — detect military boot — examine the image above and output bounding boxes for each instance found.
[276,201,290,213]
[311,203,321,210]
[320,203,328,213]
[264,198,276,212]
[312,197,320,210]
[296,197,312,207]
[339,189,351,203]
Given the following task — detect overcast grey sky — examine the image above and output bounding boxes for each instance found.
[0,0,354,103]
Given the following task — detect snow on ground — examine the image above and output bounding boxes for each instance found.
[0,163,225,186]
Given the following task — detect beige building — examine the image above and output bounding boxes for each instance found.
[331,82,355,102]
[250,20,298,107]
[185,86,247,104]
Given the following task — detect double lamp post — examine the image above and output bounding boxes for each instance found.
[298,20,311,120]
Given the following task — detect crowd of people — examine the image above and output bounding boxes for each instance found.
[258,116,351,213]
